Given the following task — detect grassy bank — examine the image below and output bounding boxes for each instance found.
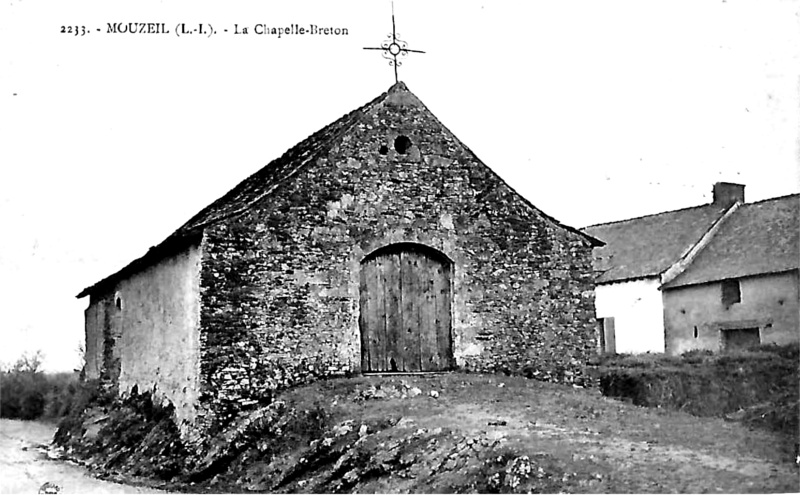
[592,343,799,435]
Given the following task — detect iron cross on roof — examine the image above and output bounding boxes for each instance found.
[363,5,425,83]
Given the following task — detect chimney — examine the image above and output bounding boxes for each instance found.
[712,182,745,207]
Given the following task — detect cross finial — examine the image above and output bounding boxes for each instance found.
[363,2,425,83]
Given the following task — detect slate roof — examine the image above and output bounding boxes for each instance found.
[78,82,600,298]
[583,203,731,284]
[662,194,800,289]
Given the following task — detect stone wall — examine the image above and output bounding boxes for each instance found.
[83,242,203,437]
[195,87,598,428]
[663,270,800,354]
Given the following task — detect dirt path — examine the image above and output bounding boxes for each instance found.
[0,419,163,494]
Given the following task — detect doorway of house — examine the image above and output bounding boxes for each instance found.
[721,327,760,351]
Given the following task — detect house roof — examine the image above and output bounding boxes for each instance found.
[662,194,800,289]
[78,82,600,298]
[582,203,731,284]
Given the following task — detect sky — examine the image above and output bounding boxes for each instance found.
[2,0,799,371]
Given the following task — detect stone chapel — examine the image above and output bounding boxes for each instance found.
[77,82,601,437]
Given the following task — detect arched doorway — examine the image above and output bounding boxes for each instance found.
[359,243,454,372]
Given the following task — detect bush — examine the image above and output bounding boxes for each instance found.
[42,372,82,419]
[680,348,715,364]
[1,352,81,421]
[52,379,103,447]
[592,352,684,369]
[1,373,42,419]
[760,341,800,361]
[1,351,47,419]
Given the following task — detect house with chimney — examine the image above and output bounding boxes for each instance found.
[583,183,799,355]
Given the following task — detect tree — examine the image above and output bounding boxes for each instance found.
[11,350,45,374]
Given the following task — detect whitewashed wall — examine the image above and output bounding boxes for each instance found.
[84,242,203,438]
[116,244,203,435]
[595,278,665,354]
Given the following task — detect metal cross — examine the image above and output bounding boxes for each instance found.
[363,3,425,83]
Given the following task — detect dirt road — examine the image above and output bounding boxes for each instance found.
[0,419,163,494]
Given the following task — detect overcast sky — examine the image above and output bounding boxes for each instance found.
[3,0,799,371]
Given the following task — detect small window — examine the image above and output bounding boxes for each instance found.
[394,135,412,154]
[693,326,698,339]
[114,292,123,310]
[721,279,741,307]
[378,144,389,155]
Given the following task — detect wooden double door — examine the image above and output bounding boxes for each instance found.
[359,244,453,372]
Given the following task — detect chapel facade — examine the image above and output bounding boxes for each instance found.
[78,82,601,438]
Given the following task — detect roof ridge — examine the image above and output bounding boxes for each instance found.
[584,192,799,230]
[737,192,800,209]
[582,202,724,230]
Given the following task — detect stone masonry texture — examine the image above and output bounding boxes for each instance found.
[194,83,599,431]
